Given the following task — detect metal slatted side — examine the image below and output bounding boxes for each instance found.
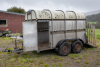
[86,22,96,47]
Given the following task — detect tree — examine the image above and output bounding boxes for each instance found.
[86,13,100,22]
[7,6,26,14]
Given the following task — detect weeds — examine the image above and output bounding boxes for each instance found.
[13,54,19,58]
[9,58,15,62]
[39,60,43,64]
[23,55,31,58]
[96,62,100,65]
[56,63,62,67]
[0,51,2,54]
[22,52,27,55]
[68,54,82,59]
[18,57,34,63]
[5,47,14,50]
[84,54,89,57]
[6,52,11,54]
[44,63,49,67]
[58,58,63,61]
[76,60,80,63]
[84,62,89,64]
[79,56,82,59]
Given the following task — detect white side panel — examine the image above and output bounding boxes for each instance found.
[66,32,76,39]
[23,21,38,51]
[52,20,65,48]
[25,13,27,20]
[53,21,64,31]
[66,21,76,30]
[77,20,86,29]
[49,21,52,48]
[53,33,65,48]
[77,31,86,43]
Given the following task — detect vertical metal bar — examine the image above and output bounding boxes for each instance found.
[87,22,89,43]
[92,26,94,45]
[56,10,66,39]
[93,26,95,46]
[31,10,37,20]
[31,10,38,50]
[66,11,77,38]
[89,23,90,44]
[27,12,28,21]
[91,25,93,45]
[15,37,17,49]
[31,11,32,21]
[92,26,94,46]
[21,43,23,49]
[90,24,92,45]
[42,9,53,49]
[94,27,96,46]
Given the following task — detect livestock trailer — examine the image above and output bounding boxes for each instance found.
[4,9,96,56]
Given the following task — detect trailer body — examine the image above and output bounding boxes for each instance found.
[23,10,89,52]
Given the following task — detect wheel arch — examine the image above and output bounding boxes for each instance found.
[56,39,84,48]
[56,39,66,48]
[78,39,85,45]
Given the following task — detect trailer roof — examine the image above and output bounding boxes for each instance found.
[25,10,86,20]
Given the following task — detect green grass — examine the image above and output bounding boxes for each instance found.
[0,37,12,40]
[39,60,43,64]
[68,54,82,59]
[95,29,100,39]
[95,29,100,33]
[44,63,49,67]
[89,22,96,24]
[76,60,81,63]
[84,54,89,57]
[56,63,62,67]
[84,62,89,64]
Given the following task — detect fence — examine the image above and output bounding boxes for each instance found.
[86,22,96,47]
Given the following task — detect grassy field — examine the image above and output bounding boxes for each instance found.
[89,22,97,24]
[0,29,100,67]
[95,29,100,33]
[96,29,100,39]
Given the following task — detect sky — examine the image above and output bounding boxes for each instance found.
[0,0,100,13]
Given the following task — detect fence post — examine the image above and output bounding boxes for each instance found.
[94,27,96,46]
[89,23,90,44]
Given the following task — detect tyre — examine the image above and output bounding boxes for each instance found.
[58,42,71,56]
[72,40,83,53]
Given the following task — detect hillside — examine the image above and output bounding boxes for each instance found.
[86,13,100,22]
[85,10,100,16]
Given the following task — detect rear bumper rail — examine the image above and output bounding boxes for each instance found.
[2,49,23,53]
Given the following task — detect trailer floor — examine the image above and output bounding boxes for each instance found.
[38,42,51,51]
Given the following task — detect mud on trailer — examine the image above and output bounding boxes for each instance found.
[4,9,96,56]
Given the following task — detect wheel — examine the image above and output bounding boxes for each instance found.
[72,40,83,53]
[58,42,71,56]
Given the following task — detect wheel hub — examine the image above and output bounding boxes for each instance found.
[75,44,81,51]
[62,45,69,54]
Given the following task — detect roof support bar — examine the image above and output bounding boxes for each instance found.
[66,11,77,38]
[42,9,53,49]
[56,10,66,39]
